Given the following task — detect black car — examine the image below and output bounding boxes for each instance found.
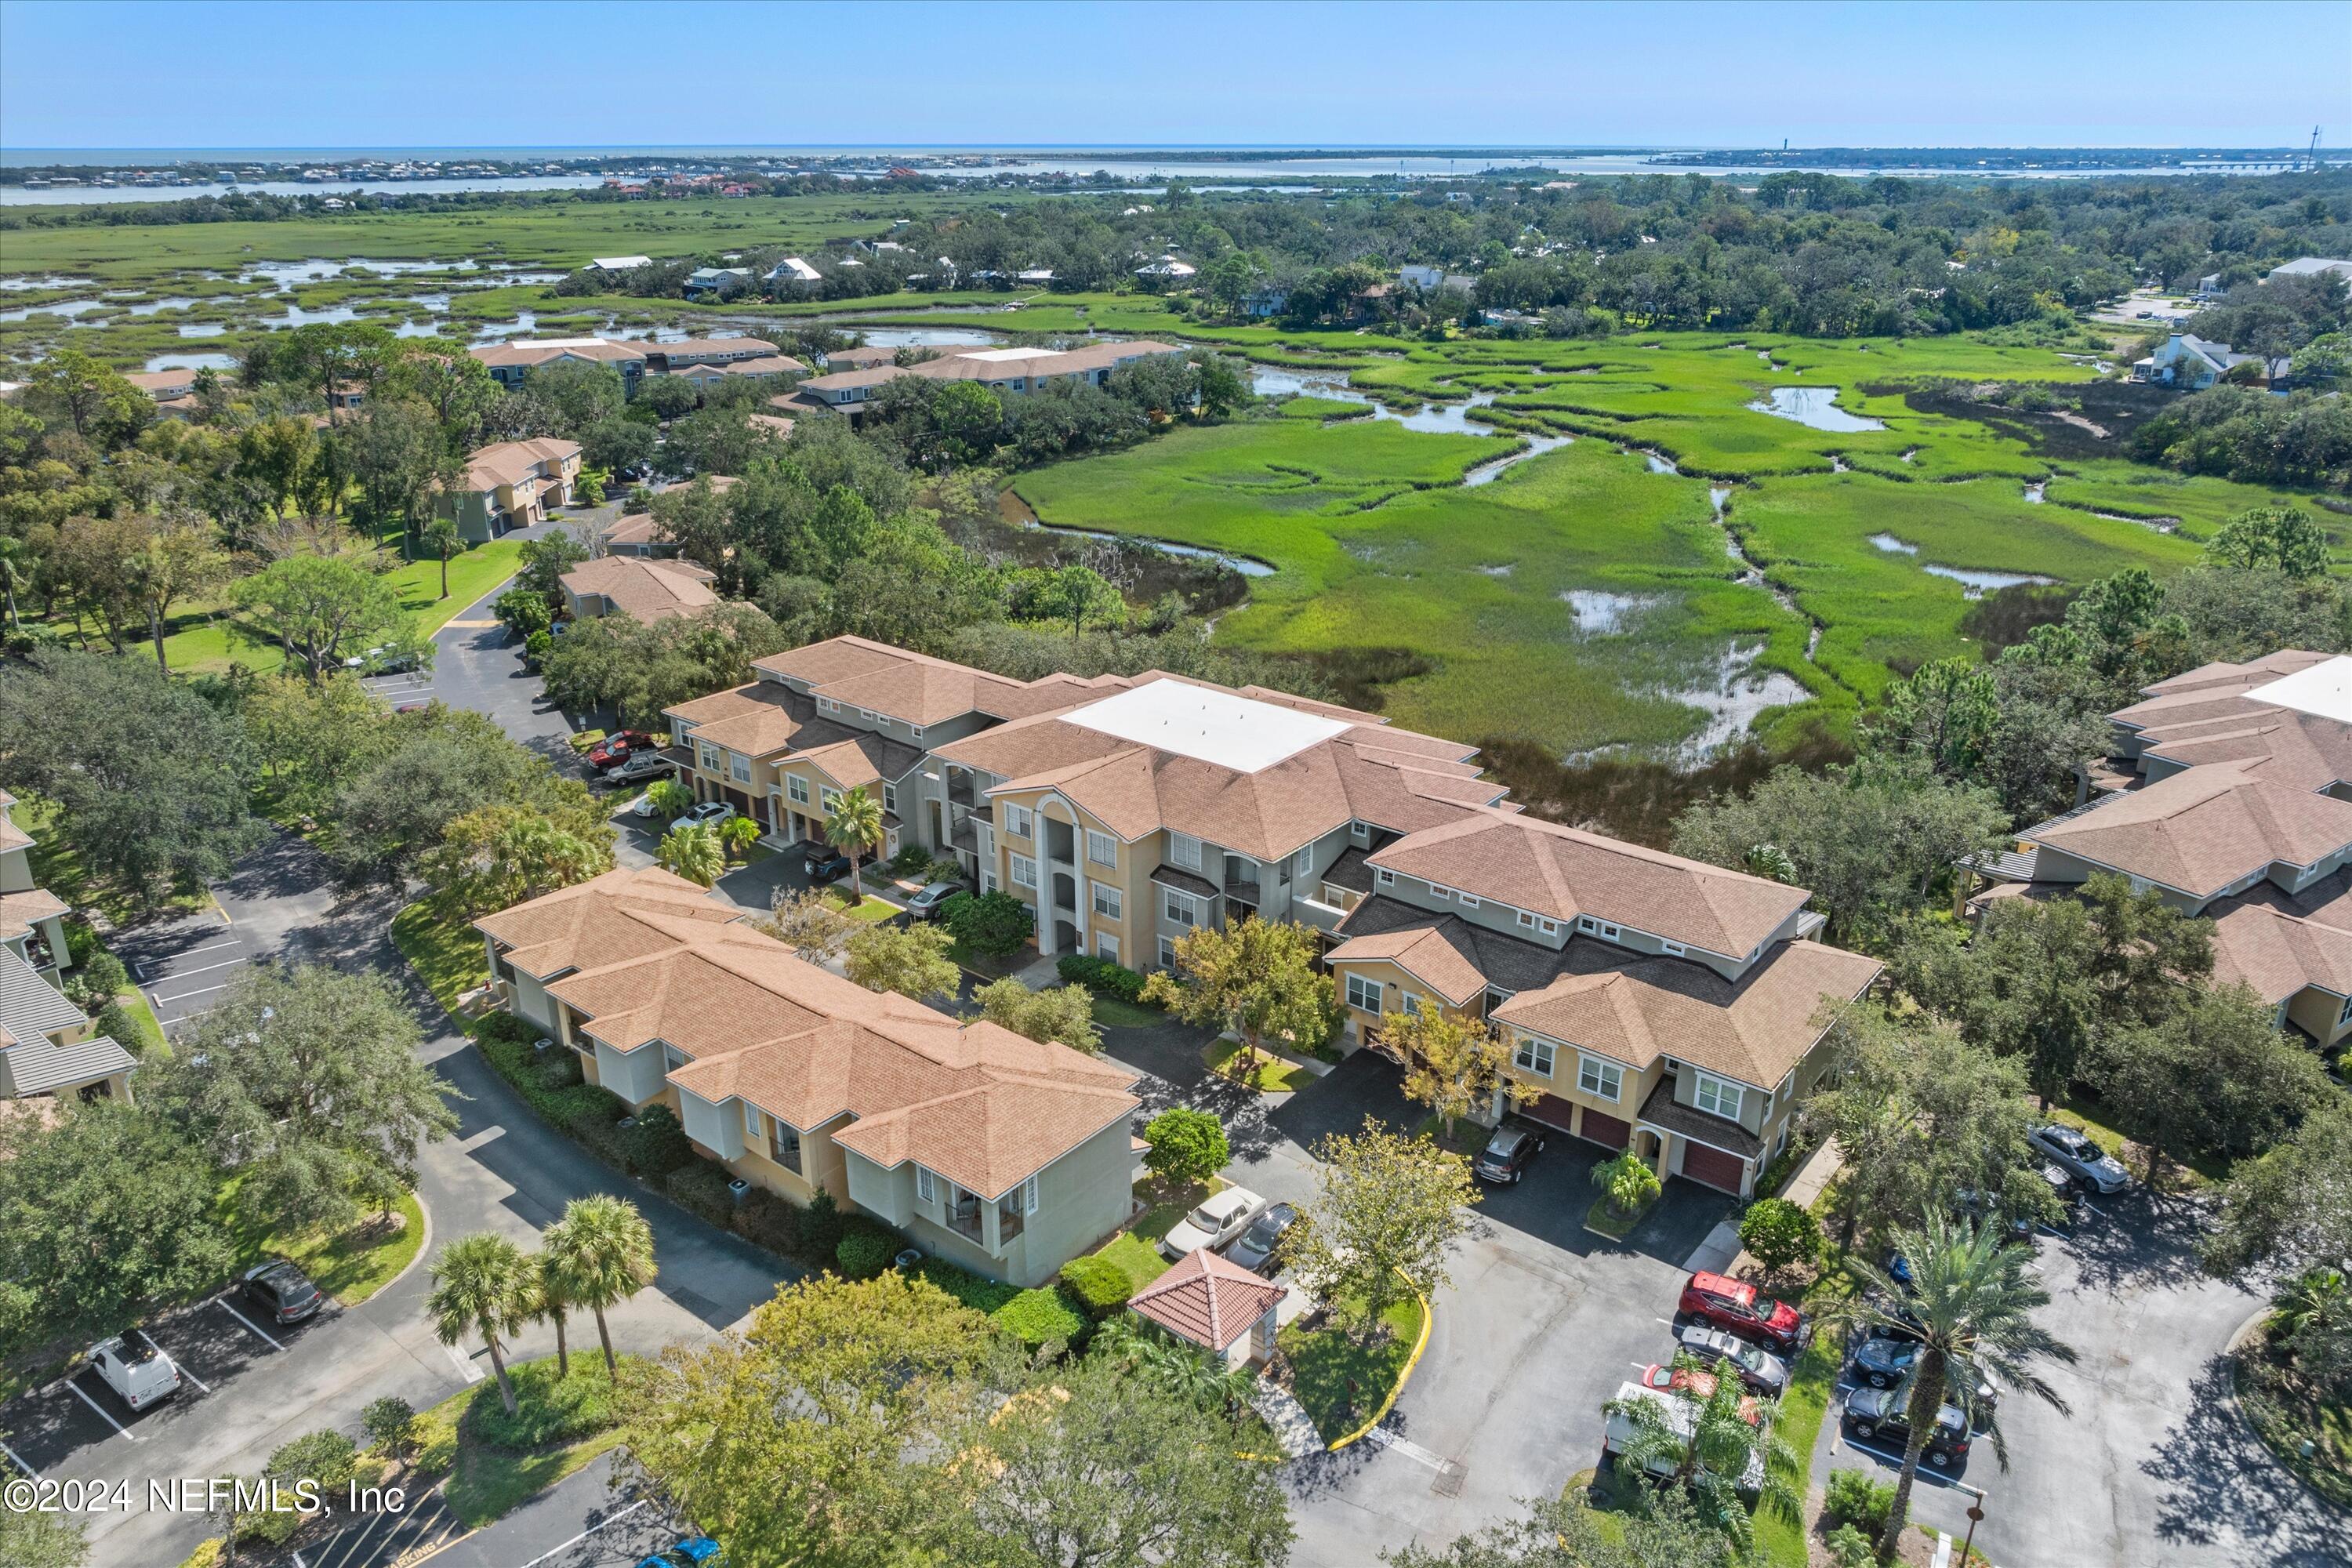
[241,1259,323,1325]
[1222,1201,1298,1275]
[1844,1385,1972,1468]
[802,843,852,884]
[1471,1120,1545,1184]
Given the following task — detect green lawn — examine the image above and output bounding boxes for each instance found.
[216,1174,425,1307]
[1278,1294,1426,1445]
[409,1354,639,1529]
[19,793,211,927]
[1089,993,1164,1029]
[1582,1191,1656,1240]
[1753,1325,1845,1568]
[1412,1112,1486,1157]
[392,895,491,1022]
[1205,1038,1310,1093]
[1127,1177,1226,1248]
[2047,1090,2225,1189]
[820,886,902,924]
[1093,1231,1171,1293]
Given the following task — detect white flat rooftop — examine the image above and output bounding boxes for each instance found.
[2247,655,2352,724]
[956,346,1062,363]
[1063,681,1352,775]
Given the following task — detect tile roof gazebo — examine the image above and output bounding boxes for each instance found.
[1127,1248,1289,1369]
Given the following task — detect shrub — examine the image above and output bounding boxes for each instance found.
[942,890,1036,957]
[1738,1197,1822,1274]
[1824,1468,1900,1535]
[266,1428,358,1492]
[237,1494,305,1546]
[571,1115,630,1167]
[1142,1107,1229,1189]
[1056,952,1148,1004]
[536,1051,583,1091]
[798,1184,847,1265]
[474,1010,540,1047]
[1826,1524,1875,1568]
[70,948,129,1006]
[1058,1255,1134,1319]
[666,1160,737,1227]
[995,1286,1087,1351]
[64,921,103,970]
[96,1000,149,1056]
[1592,1151,1661,1217]
[362,1396,420,1460]
[461,1356,625,1450]
[914,1257,1021,1314]
[735,1187,800,1254]
[837,1229,894,1279]
[622,1105,693,1178]
[890,842,932,874]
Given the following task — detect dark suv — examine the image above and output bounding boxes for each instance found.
[1843,1385,1972,1468]
[241,1259,323,1325]
[802,842,852,884]
[1472,1120,1545,1184]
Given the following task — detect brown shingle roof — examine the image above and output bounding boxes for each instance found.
[2024,757,2352,898]
[2204,867,2352,1004]
[475,866,740,979]
[0,887,68,942]
[562,557,720,625]
[462,437,579,492]
[1129,1248,1287,1352]
[468,337,647,370]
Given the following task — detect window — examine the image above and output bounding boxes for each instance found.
[916,1167,935,1204]
[820,787,842,814]
[817,696,839,713]
[1400,991,1426,1017]
[1159,935,1178,968]
[743,1102,763,1138]
[1294,847,1314,877]
[1694,1073,1744,1121]
[1011,854,1038,891]
[882,782,897,815]
[1429,885,1451,902]
[1087,829,1117,869]
[1517,909,1537,929]
[1515,1036,1555,1076]
[1457,891,1480,909]
[662,1044,687,1073]
[698,743,721,773]
[1351,821,1370,844]
[1345,973,1384,1014]
[980,870,999,895]
[1004,804,1033,838]
[1663,940,1686,956]
[730,751,751,784]
[909,724,924,742]
[997,1178,1038,1243]
[1484,987,1512,1014]
[858,708,877,721]
[1092,883,1122,920]
[1579,1056,1622,1102]
[1376,868,1395,887]
[1577,916,1621,940]
[1163,888,1199,928]
[1096,931,1120,962]
[1169,832,1202,871]
[768,1120,802,1174]
[1539,917,1560,937]
[2337,992,2352,1026]
[786,774,810,806]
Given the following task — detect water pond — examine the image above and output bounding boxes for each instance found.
[1748,385,1886,433]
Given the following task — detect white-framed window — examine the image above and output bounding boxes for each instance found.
[821,787,842,814]
[1517,909,1537,929]
[1010,854,1038,890]
[916,1167,935,1203]
[1092,883,1122,920]
[786,774,810,806]
[1096,931,1120,962]
[1294,847,1314,877]
[1087,829,1118,869]
[1163,887,1199,927]
[817,696,839,713]
[698,742,721,773]
[768,1120,801,1174]
[909,724,924,741]
[1400,991,1426,1016]
[1375,868,1395,887]
[1577,916,1621,940]
[1159,935,1178,968]
[882,782,897,815]
[1457,891,1480,909]
[858,708,877,721]
[730,751,751,784]
[1515,1036,1555,1076]
[1169,831,1202,870]
[743,1102,763,1138]
[2336,992,2351,1026]
[981,869,999,895]
[1580,1055,1623,1102]
[1023,1176,1040,1213]
[1540,916,1560,936]
[1694,1073,1744,1121]
[1004,804,1033,838]
[1663,939,1686,956]
[1350,821,1370,843]
[662,1044,687,1073]
[1429,884,1452,902]
[1345,972,1384,1014]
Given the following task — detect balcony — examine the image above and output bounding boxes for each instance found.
[1294,895,1351,934]
[946,1192,985,1244]
[946,774,975,808]
[1223,876,1261,907]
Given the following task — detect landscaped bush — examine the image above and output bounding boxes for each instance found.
[1055,952,1149,1004]
[362,1396,420,1460]
[913,1257,1022,1314]
[995,1286,1088,1351]
[1738,1197,1821,1274]
[735,1187,800,1254]
[266,1428,359,1493]
[461,1356,627,1450]
[889,843,933,875]
[837,1229,893,1279]
[798,1185,848,1265]
[536,1051,583,1091]
[1824,1467,1899,1535]
[1142,1106,1229,1188]
[942,890,1036,957]
[474,1010,540,1047]
[665,1159,736,1227]
[1058,1255,1134,1319]
[622,1105,694,1178]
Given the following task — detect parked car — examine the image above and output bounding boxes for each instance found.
[1680,1270,1806,1354]
[1885,1250,1914,1290]
[2028,1123,2131,1195]
[1605,1381,1767,1489]
[803,842,852,884]
[241,1259,324,1325]
[683,800,735,829]
[590,730,659,771]
[1160,1185,1266,1261]
[630,792,662,819]
[605,750,675,786]
[1850,1331,1998,1410]
[1634,1361,1763,1425]
[1675,1323,1789,1397]
[636,1536,721,1568]
[85,1335,181,1412]
[1223,1201,1298,1275]
[1471,1120,1545,1184]
[1843,1385,1973,1468]
[904,881,967,921]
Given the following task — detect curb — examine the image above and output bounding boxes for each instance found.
[1325,1269,1434,1453]
[2223,1304,2351,1515]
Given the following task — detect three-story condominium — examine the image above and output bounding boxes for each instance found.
[637,635,1884,1210]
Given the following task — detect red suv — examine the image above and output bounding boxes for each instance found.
[1679,1270,1806,1354]
[589,730,659,771]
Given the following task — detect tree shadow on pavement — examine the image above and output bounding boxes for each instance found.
[2063,1189,2218,1294]
[2142,1357,2347,1566]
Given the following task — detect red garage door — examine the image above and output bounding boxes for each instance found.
[1578,1109,1632,1150]
[1679,1140,1748,1193]
[1525,1094,1581,1136]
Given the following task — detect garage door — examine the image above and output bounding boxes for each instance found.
[1524,1094,1581,1136]
[1578,1109,1632,1150]
[1679,1140,1748,1193]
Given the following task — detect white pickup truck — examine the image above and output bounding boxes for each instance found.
[87,1335,183,1412]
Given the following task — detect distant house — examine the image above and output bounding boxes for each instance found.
[645,339,804,379]
[765,256,823,292]
[1134,256,1196,281]
[0,791,73,989]
[601,513,676,558]
[122,368,202,419]
[2264,257,2352,291]
[587,255,655,275]
[468,337,648,398]
[560,556,721,626]
[1399,265,1475,293]
[1015,268,1056,285]
[0,793,131,1106]
[441,438,582,541]
[2197,272,2226,299]
[1241,287,1290,319]
[684,267,755,300]
[2138,332,2287,391]
[793,342,1189,423]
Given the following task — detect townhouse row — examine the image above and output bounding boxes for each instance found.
[0,790,135,1112]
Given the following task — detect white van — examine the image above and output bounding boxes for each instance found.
[1602,1381,1765,1490]
[86,1335,183,1412]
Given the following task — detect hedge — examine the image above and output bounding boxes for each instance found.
[622,1105,694,1178]
[1056,953,1147,1004]
[666,1160,737,1228]
[1058,1255,1134,1319]
[837,1230,894,1279]
[996,1287,1089,1351]
[914,1257,1022,1314]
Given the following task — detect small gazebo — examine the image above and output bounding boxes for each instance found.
[1128,1248,1289,1369]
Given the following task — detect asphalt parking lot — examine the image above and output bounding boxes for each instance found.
[111,908,252,1034]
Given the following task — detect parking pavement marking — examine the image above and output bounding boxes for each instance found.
[1359,1427,1446,1470]
[136,1330,207,1394]
[445,1343,485,1385]
[63,1374,132,1439]
[1,1437,37,1478]
[153,979,240,1006]
[513,1497,651,1568]
[147,955,250,984]
[216,1294,285,1352]
[132,938,244,979]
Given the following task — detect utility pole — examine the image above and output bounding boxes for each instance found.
[2311,127,2324,170]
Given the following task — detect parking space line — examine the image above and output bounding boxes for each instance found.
[153,980,238,1006]
[63,1375,132,1439]
[0,1438,37,1479]
[136,1330,206,1394]
[133,938,244,978]
[149,955,250,983]
[514,1497,650,1567]
[445,1343,485,1385]
[216,1295,285,1351]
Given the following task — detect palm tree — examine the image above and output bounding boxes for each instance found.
[1828,1211,2078,1562]
[2270,1268,2347,1341]
[657,820,726,887]
[0,536,32,633]
[825,785,884,906]
[536,1234,575,1381]
[426,1232,538,1415]
[545,1194,655,1376]
[1603,1359,1800,1544]
[424,514,462,600]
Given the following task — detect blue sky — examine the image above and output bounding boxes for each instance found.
[2,0,2347,151]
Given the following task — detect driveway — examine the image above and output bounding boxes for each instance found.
[1819,1189,2345,1568]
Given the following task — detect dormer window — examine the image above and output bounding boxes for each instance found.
[1350,822,1370,844]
